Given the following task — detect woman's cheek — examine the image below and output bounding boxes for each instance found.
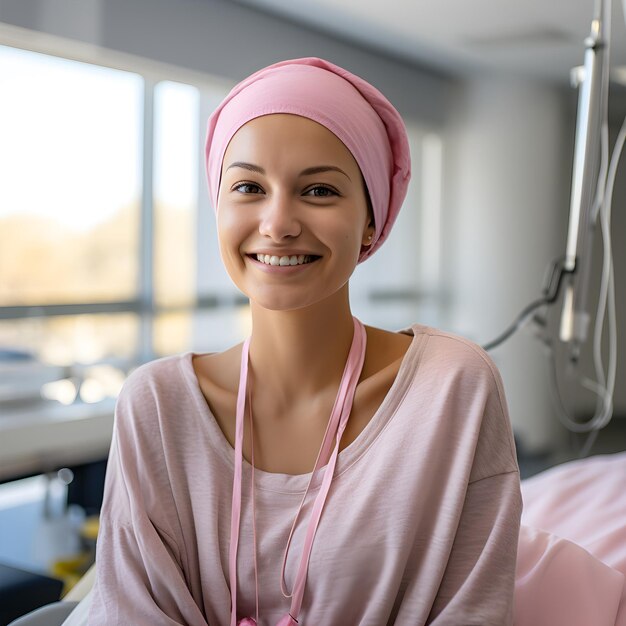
[218,203,249,247]
[216,217,244,279]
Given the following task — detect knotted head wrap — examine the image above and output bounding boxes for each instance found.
[205,57,411,262]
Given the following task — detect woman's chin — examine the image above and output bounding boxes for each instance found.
[252,297,317,313]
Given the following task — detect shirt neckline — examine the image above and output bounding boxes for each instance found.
[180,323,429,494]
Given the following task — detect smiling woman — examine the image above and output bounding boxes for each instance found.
[216,113,373,313]
[87,57,522,626]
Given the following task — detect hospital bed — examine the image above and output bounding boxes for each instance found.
[515,452,626,625]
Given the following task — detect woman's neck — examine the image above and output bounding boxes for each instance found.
[248,288,356,406]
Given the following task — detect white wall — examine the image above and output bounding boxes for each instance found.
[444,76,574,452]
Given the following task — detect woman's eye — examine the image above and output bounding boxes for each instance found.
[233,182,262,194]
[305,185,337,198]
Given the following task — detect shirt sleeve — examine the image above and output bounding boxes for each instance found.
[428,343,523,625]
[395,337,523,626]
[88,369,209,626]
[425,470,522,625]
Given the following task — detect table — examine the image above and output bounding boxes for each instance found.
[0,399,115,484]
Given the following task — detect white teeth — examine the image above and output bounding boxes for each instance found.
[254,254,315,266]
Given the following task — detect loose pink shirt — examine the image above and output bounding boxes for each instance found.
[88,324,522,625]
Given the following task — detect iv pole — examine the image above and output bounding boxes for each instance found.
[481,0,618,456]
[482,0,611,356]
[559,0,610,363]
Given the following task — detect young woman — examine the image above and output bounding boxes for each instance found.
[88,58,522,625]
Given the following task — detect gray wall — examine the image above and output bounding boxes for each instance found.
[0,0,453,126]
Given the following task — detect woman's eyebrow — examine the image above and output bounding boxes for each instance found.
[301,165,351,181]
[226,161,351,181]
[226,161,265,174]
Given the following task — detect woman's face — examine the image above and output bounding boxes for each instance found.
[217,113,374,312]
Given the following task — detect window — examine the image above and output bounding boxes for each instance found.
[0,47,143,307]
[0,45,143,368]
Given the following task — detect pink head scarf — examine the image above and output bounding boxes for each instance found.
[205,57,411,262]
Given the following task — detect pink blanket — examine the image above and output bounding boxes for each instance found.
[515,452,626,625]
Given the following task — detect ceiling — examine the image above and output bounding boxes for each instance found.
[235,0,626,83]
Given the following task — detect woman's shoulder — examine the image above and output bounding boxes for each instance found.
[403,323,501,379]
[113,353,194,423]
[404,324,518,480]
[190,343,241,397]
[362,324,413,379]
[122,353,188,392]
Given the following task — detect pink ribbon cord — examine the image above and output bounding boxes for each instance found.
[230,317,367,626]
[230,337,251,626]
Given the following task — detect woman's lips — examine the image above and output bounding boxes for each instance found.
[246,253,321,273]
[253,253,318,266]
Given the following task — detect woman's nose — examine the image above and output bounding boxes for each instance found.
[258,192,301,240]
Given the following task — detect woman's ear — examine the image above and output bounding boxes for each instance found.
[362,224,375,247]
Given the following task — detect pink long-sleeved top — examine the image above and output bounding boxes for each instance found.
[88,324,522,625]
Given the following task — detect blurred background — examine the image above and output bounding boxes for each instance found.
[0,0,624,621]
